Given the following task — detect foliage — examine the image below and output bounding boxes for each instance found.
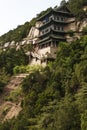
[0,68,10,92]
[13,65,43,74]
[81,110,87,130]
[12,36,87,130]
[82,26,87,34]
[0,22,31,44]
[0,35,87,129]
[53,95,80,130]
[0,48,28,74]
[6,87,22,102]
[68,0,87,19]
[37,8,52,18]
[0,121,11,130]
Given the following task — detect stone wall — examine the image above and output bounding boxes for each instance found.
[38,46,57,58]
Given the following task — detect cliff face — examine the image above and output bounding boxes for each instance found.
[76,18,87,32]
[0,22,42,51]
[27,22,41,39]
[26,22,42,45]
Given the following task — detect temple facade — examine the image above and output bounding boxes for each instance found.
[37,5,75,48]
[29,5,75,65]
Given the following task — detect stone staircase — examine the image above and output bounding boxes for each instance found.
[0,73,29,121]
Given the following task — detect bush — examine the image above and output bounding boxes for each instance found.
[13,65,26,74]
[82,26,87,34]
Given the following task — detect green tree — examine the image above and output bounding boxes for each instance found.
[81,110,87,130]
[75,82,87,112]
[53,95,80,130]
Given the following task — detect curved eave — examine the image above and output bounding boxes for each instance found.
[53,5,74,17]
[37,7,74,21]
[37,35,65,44]
[39,39,52,45]
[53,10,74,17]
[38,20,51,29]
[37,10,74,22]
[52,19,67,24]
[51,29,66,34]
[50,35,66,40]
[39,31,50,38]
[38,19,67,30]
[37,36,50,44]
[39,29,66,38]
[37,9,53,21]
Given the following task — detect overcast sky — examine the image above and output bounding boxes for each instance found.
[0,0,63,36]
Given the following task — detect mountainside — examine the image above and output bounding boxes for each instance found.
[0,0,87,130]
[0,35,87,130]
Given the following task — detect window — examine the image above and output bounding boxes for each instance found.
[57,17,59,20]
[58,26,60,30]
[46,17,49,22]
[54,25,57,30]
[61,17,64,21]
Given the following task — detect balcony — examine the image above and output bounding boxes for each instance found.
[38,17,67,29]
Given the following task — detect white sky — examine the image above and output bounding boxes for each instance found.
[0,0,63,36]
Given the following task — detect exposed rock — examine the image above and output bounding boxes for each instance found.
[3,102,22,121]
[4,42,10,48]
[27,22,42,44]
[10,41,15,46]
[79,18,87,31]
[83,6,87,11]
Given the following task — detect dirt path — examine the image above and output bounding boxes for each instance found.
[0,73,29,121]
